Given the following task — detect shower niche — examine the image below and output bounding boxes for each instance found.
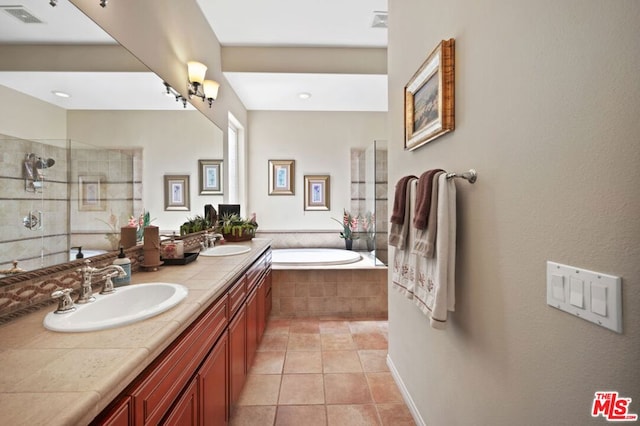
[0,137,141,275]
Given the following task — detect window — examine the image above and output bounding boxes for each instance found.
[227,113,246,209]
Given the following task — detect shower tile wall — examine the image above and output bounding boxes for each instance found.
[69,147,139,252]
[0,138,69,272]
[0,138,139,274]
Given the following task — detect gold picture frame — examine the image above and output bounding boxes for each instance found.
[198,159,223,195]
[78,175,106,211]
[304,175,330,211]
[164,174,190,211]
[404,38,455,151]
[269,160,295,195]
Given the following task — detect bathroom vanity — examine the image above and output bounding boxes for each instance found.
[0,239,272,426]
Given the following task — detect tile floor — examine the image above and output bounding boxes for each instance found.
[230,318,416,426]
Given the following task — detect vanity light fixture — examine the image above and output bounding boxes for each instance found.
[50,0,106,7]
[163,82,188,108]
[187,61,220,108]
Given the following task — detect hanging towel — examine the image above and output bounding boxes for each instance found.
[392,179,418,299]
[389,176,417,248]
[412,173,457,329]
[412,170,444,258]
[390,175,418,225]
[413,169,444,230]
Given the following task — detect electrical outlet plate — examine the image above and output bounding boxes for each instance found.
[546,261,622,333]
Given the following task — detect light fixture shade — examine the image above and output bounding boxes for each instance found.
[203,80,220,100]
[187,61,207,85]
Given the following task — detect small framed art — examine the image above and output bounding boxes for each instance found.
[268,160,295,195]
[78,175,106,211]
[304,175,330,211]
[198,159,223,195]
[164,174,190,211]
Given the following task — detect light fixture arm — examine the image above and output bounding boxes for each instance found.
[164,82,188,109]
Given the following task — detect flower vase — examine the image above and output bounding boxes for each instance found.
[344,239,353,250]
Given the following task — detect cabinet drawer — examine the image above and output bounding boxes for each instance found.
[229,276,246,318]
[130,294,228,425]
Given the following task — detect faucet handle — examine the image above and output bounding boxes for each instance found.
[51,289,76,314]
[100,273,117,295]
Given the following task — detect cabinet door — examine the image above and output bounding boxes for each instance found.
[95,396,132,426]
[161,377,198,426]
[245,286,258,370]
[199,332,229,426]
[256,276,266,342]
[264,270,273,319]
[229,307,247,408]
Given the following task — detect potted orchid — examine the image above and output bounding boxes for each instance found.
[332,209,359,250]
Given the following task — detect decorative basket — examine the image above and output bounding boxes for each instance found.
[222,228,255,242]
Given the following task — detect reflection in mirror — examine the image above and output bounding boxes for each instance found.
[0,137,138,275]
[0,2,223,284]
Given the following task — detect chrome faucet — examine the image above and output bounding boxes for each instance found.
[76,260,126,304]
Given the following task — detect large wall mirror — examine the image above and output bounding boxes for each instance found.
[0,1,224,281]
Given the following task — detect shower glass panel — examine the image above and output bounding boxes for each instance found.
[0,137,137,276]
[350,140,388,266]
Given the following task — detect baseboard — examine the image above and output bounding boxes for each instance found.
[386,354,427,426]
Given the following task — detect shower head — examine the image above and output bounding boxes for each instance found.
[35,157,55,169]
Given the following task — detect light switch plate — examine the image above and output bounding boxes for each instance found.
[546,261,622,333]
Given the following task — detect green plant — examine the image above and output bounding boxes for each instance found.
[180,215,213,236]
[218,213,258,237]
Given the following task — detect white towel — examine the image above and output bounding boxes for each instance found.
[412,173,456,328]
[391,179,418,299]
[392,174,456,329]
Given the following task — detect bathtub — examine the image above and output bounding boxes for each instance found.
[270,248,388,319]
[271,248,362,267]
[69,249,108,261]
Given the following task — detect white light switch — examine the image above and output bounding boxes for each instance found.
[569,277,584,308]
[551,274,565,301]
[546,261,622,333]
[591,284,607,317]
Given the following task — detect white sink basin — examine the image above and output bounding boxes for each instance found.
[199,245,251,257]
[43,283,188,333]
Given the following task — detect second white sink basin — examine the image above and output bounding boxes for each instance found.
[43,282,188,333]
[199,245,251,257]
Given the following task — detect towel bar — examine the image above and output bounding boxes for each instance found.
[445,169,477,184]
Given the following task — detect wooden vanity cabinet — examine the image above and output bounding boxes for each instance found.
[94,247,272,426]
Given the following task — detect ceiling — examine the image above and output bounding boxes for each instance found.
[0,0,387,112]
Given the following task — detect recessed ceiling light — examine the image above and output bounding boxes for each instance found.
[298,92,312,100]
[52,90,71,98]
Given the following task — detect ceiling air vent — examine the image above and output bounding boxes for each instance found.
[1,5,43,24]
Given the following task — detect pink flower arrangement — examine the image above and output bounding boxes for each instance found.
[332,209,359,240]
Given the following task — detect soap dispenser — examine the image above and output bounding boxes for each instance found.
[112,246,131,287]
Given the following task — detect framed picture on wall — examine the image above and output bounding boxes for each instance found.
[164,174,190,211]
[304,175,330,211]
[404,38,455,151]
[268,160,295,195]
[78,175,106,211]
[198,159,223,195]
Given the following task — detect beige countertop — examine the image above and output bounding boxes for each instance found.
[0,239,271,426]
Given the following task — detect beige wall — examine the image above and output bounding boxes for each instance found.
[0,85,67,140]
[68,110,223,231]
[247,111,387,230]
[387,0,640,425]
